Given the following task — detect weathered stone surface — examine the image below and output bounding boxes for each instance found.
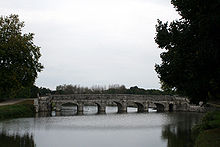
[189,105,206,112]
[35,94,191,113]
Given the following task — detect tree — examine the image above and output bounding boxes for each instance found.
[0,14,43,99]
[155,0,220,103]
[38,87,51,96]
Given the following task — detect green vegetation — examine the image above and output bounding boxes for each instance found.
[192,111,220,147]
[0,100,35,120]
[0,85,51,102]
[55,84,174,95]
[0,14,43,99]
[15,85,51,98]
[155,0,220,103]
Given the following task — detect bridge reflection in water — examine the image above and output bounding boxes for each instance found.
[0,112,202,147]
[58,103,155,116]
[48,107,157,117]
[0,132,35,147]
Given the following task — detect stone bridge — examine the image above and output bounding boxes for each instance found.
[35,94,190,114]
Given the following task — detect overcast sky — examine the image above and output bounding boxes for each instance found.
[1,0,179,90]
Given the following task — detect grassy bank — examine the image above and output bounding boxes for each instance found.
[0,100,35,120]
[192,111,220,147]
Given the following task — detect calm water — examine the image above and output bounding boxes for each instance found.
[0,107,203,147]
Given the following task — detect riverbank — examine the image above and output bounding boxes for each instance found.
[192,110,220,147]
[0,100,35,120]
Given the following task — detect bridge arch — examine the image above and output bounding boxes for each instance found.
[134,102,145,113]
[53,102,79,115]
[169,103,174,112]
[61,102,78,106]
[82,102,106,114]
[154,103,165,112]
[36,94,190,113]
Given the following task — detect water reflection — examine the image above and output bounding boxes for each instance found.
[0,108,203,147]
[0,132,35,147]
[48,106,141,116]
[49,107,154,117]
[36,107,158,117]
[161,112,203,147]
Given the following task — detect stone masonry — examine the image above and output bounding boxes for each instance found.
[34,94,190,114]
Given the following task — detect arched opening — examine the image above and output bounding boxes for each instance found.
[169,104,174,112]
[61,102,78,116]
[183,103,188,109]
[105,102,118,114]
[126,102,137,113]
[154,103,165,112]
[126,102,145,113]
[83,103,99,115]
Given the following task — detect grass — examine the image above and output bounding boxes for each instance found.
[194,128,220,147]
[0,100,35,120]
[192,111,220,147]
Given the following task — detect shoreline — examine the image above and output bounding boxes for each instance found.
[192,110,220,147]
[0,100,35,121]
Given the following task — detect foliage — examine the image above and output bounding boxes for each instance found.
[194,128,220,147]
[14,85,51,98]
[38,87,51,96]
[105,84,127,94]
[155,0,220,103]
[0,102,34,120]
[192,111,220,147]
[193,111,220,135]
[0,14,43,99]
[56,84,92,94]
[54,84,170,95]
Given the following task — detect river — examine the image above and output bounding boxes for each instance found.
[0,107,203,147]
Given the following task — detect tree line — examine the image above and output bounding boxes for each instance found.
[3,84,176,99]
[54,84,174,95]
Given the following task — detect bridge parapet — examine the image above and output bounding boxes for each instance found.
[35,94,190,113]
[50,94,188,101]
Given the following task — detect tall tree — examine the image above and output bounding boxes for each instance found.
[155,0,220,103]
[0,14,43,98]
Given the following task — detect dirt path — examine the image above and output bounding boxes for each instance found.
[0,98,35,106]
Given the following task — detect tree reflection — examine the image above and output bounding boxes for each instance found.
[0,132,35,147]
[162,124,193,147]
[161,112,203,147]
